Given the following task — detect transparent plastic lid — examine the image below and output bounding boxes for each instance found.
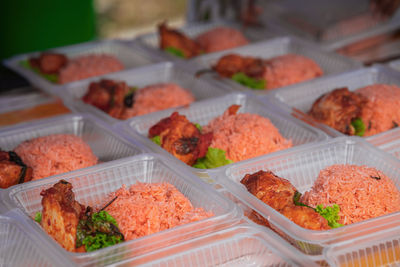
[60,62,230,125]
[3,40,156,95]
[117,92,328,177]
[134,20,276,62]
[216,137,400,255]
[188,36,361,95]
[0,211,74,267]
[121,225,319,267]
[325,224,400,267]
[270,65,400,138]
[0,113,145,180]
[388,58,400,72]
[0,153,241,266]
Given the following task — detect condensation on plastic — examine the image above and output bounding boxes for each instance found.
[134,21,276,63]
[3,40,156,96]
[60,62,230,125]
[117,92,328,180]
[0,153,241,266]
[0,113,145,165]
[187,36,362,95]
[0,212,74,267]
[215,137,400,255]
[325,224,400,267]
[118,225,319,267]
[269,65,400,138]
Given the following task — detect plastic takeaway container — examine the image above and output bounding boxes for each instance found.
[368,127,400,160]
[61,61,230,125]
[134,21,276,62]
[0,153,241,266]
[388,58,400,72]
[3,39,156,96]
[187,36,361,95]
[0,113,145,169]
[118,225,319,267]
[215,137,400,255]
[0,212,74,267]
[117,92,328,181]
[269,65,400,138]
[325,224,400,267]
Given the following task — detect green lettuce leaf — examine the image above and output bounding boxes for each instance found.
[193,147,233,169]
[151,135,161,146]
[231,72,266,90]
[351,118,365,137]
[20,60,59,83]
[164,46,185,58]
[35,212,42,223]
[194,123,202,132]
[315,204,344,229]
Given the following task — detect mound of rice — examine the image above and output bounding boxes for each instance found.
[301,164,400,225]
[121,83,194,119]
[357,84,400,136]
[203,109,292,162]
[14,134,98,180]
[195,27,249,53]
[262,54,323,90]
[103,182,213,241]
[58,54,124,84]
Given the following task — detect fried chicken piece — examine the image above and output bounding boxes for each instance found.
[309,88,369,135]
[159,22,203,59]
[0,150,33,189]
[281,205,330,231]
[29,53,68,74]
[149,112,212,165]
[212,54,265,78]
[241,170,296,211]
[40,180,85,252]
[82,79,134,119]
[241,170,330,231]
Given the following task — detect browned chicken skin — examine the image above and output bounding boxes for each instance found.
[40,180,85,252]
[82,79,135,119]
[149,112,212,165]
[309,87,369,135]
[0,150,33,189]
[212,54,265,78]
[29,53,68,74]
[159,22,203,59]
[241,170,330,231]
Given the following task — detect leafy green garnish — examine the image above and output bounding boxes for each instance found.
[351,118,365,137]
[76,210,124,252]
[165,46,185,58]
[151,135,161,146]
[20,60,59,83]
[194,123,202,132]
[315,204,344,229]
[231,72,266,90]
[193,147,233,169]
[293,191,315,210]
[35,212,42,223]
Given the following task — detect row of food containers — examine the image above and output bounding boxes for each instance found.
[1,21,400,266]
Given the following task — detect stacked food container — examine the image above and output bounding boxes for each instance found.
[1,4,400,266]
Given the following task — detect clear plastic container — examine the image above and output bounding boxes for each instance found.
[325,224,400,267]
[188,36,361,95]
[134,21,276,62]
[0,211,74,267]
[3,40,156,96]
[117,92,328,181]
[368,127,400,160]
[258,0,400,50]
[60,62,230,125]
[119,224,319,267]
[0,153,241,266]
[215,137,400,255]
[388,58,400,72]
[269,65,400,137]
[0,113,145,170]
